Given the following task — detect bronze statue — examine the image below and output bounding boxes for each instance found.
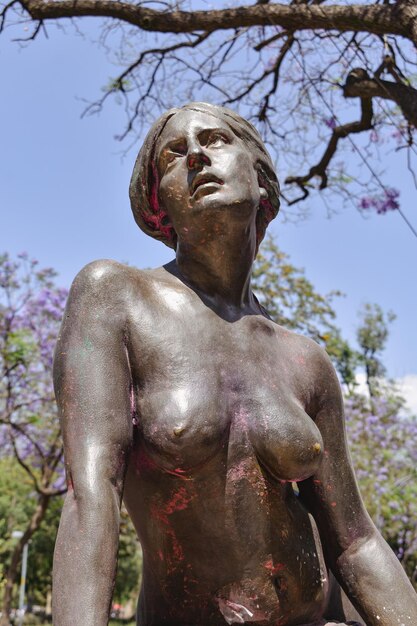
[52,102,417,625]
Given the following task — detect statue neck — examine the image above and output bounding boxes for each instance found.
[170,220,259,313]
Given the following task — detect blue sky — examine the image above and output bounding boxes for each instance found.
[1,17,416,408]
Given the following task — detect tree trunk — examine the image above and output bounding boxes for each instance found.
[0,494,50,626]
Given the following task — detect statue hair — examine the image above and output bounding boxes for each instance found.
[129,102,280,252]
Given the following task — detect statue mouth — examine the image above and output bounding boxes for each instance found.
[191,174,224,196]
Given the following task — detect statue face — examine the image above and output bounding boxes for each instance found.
[155,110,262,239]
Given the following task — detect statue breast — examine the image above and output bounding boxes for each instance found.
[129,298,323,481]
[134,364,323,482]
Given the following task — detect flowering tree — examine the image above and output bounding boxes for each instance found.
[254,236,417,584]
[346,392,417,585]
[1,0,417,218]
[0,253,67,625]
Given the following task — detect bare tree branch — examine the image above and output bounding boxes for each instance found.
[344,67,417,128]
[10,429,43,492]
[12,18,45,41]
[82,31,210,120]
[258,33,296,121]
[285,93,373,202]
[0,0,20,33]
[19,1,417,44]
[3,0,415,212]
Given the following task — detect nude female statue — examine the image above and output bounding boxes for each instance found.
[52,102,417,626]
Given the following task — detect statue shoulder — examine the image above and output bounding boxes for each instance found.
[279,330,342,414]
[281,330,331,369]
[67,259,152,321]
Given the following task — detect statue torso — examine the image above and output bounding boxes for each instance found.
[121,266,329,625]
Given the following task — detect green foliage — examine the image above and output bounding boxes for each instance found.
[26,497,63,607]
[253,234,340,337]
[253,234,360,388]
[113,507,142,606]
[356,303,396,396]
[346,392,417,585]
[0,457,63,606]
[323,331,360,391]
[0,459,32,592]
[2,329,37,370]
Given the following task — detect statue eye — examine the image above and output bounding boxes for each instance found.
[207,132,229,147]
[170,144,187,157]
[164,144,187,167]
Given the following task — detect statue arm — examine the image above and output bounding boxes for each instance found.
[298,347,417,626]
[52,260,133,626]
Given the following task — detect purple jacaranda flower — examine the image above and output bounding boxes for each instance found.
[1,252,68,496]
[323,116,337,130]
[358,188,400,215]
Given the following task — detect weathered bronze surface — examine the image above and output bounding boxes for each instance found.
[52,103,417,625]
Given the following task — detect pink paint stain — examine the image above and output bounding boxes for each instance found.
[263,558,286,576]
[233,407,249,430]
[227,457,252,483]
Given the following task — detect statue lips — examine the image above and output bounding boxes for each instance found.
[191,173,224,197]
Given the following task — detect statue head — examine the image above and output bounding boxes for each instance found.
[129,102,280,252]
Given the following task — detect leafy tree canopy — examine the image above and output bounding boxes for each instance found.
[0,252,67,625]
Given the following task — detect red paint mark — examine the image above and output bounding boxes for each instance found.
[135,450,191,480]
[142,163,174,242]
[313,479,321,484]
[164,466,190,480]
[263,558,285,576]
[158,550,163,561]
[164,486,194,514]
[331,501,337,507]
[135,449,158,475]
[150,485,196,574]
[171,537,184,561]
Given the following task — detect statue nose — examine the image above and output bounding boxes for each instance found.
[187,149,209,170]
